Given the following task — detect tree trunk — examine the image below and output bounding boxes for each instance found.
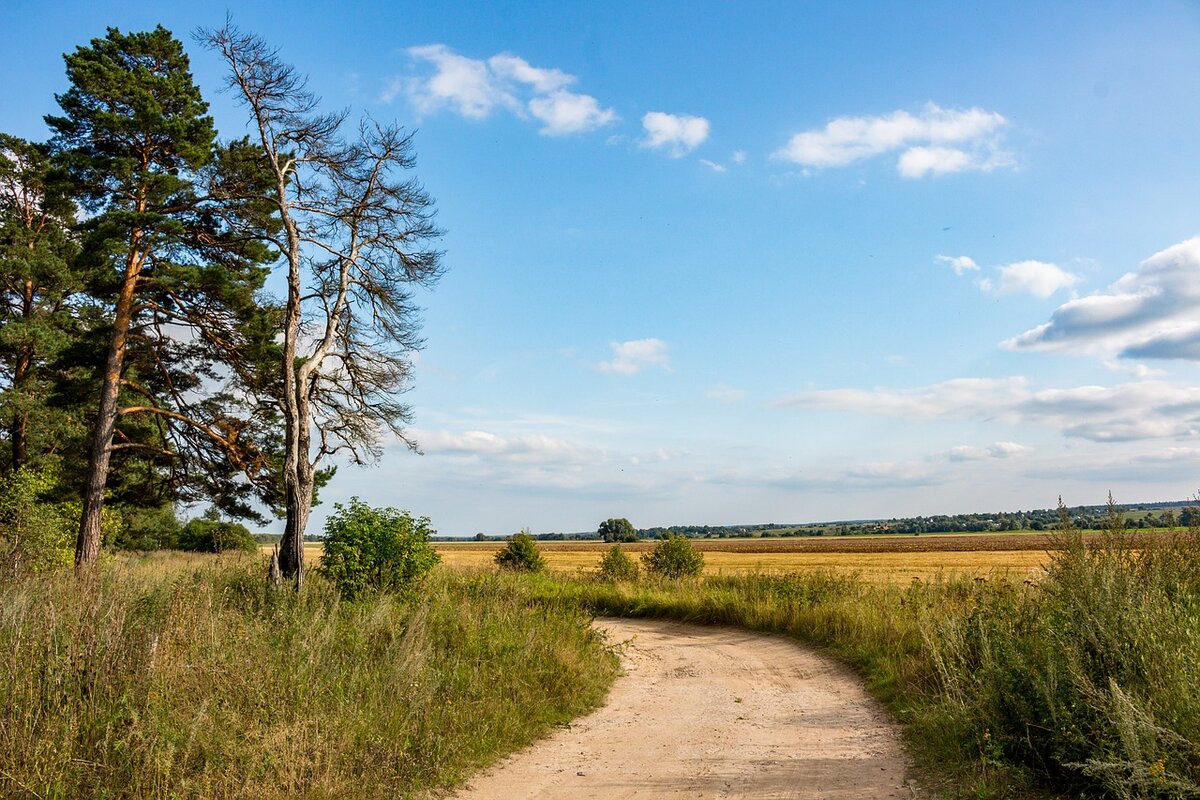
[75,245,142,571]
[275,211,308,588]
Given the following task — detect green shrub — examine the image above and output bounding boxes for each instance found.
[641,533,703,579]
[0,467,76,576]
[319,498,440,599]
[494,530,545,572]
[178,514,257,554]
[596,544,639,582]
[112,504,181,551]
[923,518,1200,797]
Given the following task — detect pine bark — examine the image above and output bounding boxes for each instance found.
[75,238,143,569]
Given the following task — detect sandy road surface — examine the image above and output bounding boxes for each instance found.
[451,618,916,799]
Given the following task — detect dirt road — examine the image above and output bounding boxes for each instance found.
[451,617,916,799]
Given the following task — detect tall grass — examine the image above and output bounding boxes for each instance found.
[528,528,1200,799]
[0,554,616,798]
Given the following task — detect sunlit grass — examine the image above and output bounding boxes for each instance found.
[0,553,616,799]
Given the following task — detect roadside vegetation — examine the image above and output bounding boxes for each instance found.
[521,499,1200,799]
[0,553,616,799]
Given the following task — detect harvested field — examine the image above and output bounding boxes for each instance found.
[432,531,1179,583]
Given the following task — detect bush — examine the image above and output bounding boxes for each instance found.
[923,510,1200,797]
[0,467,77,577]
[596,544,639,582]
[178,514,257,554]
[641,533,703,579]
[598,517,638,542]
[112,504,181,551]
[319,498,440,600]
[494,530,545,572]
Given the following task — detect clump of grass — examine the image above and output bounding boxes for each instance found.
[924,515,1200,798]
[0,553,616,798]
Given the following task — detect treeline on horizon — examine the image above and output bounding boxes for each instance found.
[453,498,1197,541]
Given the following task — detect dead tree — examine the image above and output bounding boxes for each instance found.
[204,24,444,588]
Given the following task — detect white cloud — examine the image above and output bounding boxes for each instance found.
[773,102,1012,178]
[777,376,1200,443]
[403,44,516,119]
[529,90,617,136]
[936,254,979,275]
[699,159,726,172]
[897,146,971,178]
[641,111,710,157]
[705,385,745,404]
[1005,237,1200,361]
[775,377,1030,420]
[487,53,574,93]
[416,428,603,465]
[984,260,1081,299]
[596,338,671,375]
[731,150,747,164]
[947,441,1033,461]
[399,44,616,137]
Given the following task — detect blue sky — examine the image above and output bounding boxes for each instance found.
[6,1,1200,535]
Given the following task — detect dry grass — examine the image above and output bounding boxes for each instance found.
[0,553,617,799]
[432,537,1054,582]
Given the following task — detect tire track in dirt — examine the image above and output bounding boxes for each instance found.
[451,617,917,799]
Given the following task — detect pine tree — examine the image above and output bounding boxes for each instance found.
[0,134,82,475]
[47,27,282,568]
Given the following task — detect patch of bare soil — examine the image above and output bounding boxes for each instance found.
[450,617,918,799]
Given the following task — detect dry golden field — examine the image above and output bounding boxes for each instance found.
[431,534,1065,583]
[274,531,1177,583]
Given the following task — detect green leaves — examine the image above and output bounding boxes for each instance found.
[319,498,440,600]
[641,534,704,579]
[494,530,546,572]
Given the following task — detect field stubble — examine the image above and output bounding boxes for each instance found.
[430,533,1130,582]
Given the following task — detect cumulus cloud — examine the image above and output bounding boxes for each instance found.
[641,111,710,157]
[486,53,574,93]
[777,376,1200,443]
[936,254,979,275]
[982,260,1081,299]
[529,91,617,135]
[398,44,616,136]
[1005,237,1200,361]
[773,102,1012,178]
[596,338,671,375]
[417,428,602,464]
[897,146,971,178]
[946,441,1033,462]
[699,159,726,172]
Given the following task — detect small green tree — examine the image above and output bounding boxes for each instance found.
[0,467,78,576]
[596,544,639,582]
[641,533,703,579]
[598,517,638,542]
[112,505,181,551]
[178,510,257,554]
[319,498,439,599]
[494,529,545,572]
